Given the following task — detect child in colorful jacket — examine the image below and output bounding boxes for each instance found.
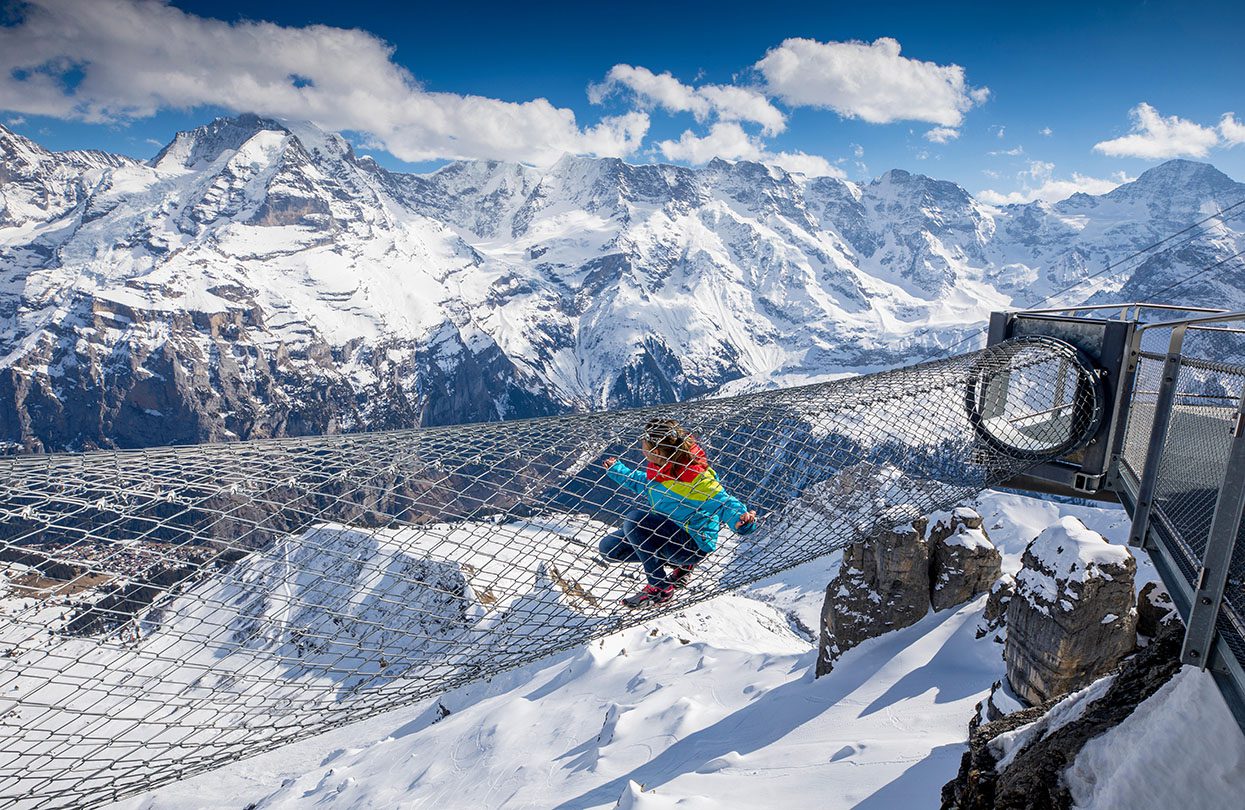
[600,418,757,608]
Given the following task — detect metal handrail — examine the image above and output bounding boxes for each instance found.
[1118,304,1245,723]
[1016,303,1228,320]
[1137,309,1245,333]
[1132,391,1240,400]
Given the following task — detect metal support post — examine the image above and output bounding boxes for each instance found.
[1105,328,1144,492]
[1128,325,1188,548]
[1181,384,1245,667]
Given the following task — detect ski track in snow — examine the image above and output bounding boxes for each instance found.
[102,490,1199,810]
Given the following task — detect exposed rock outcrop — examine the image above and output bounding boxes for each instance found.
[971,678,1028,729]
[976,573,1016,642]
[1137,581,1181,638]
[942,626,1184,810]
[817,520,930,676]
[1004,517,1137,705]
[818,502,1005,676]
[928,507,1002,612]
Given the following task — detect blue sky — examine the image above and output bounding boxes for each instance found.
[2,0,1244,202]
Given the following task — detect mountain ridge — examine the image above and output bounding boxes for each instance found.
[2,116,1243,452]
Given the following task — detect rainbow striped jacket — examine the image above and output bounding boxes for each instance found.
[606,460,756,552]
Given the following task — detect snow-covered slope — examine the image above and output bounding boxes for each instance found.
[109,559,986,810]
[3,116,1244,451]
[106,490,1187,810]
[1064,666,1245,809]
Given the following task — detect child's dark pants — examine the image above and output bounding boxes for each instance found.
[599,509,707,588]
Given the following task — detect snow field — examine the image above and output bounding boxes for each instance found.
[114,583,1000,809]
[109,490,1150,810]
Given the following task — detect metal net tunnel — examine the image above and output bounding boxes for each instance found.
[0,337,1103,809]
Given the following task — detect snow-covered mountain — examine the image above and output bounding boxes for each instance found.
[2,115,1244,451]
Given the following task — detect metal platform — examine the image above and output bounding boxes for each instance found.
[990,304,1245,732]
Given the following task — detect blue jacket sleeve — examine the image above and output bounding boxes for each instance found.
[606,461,648,496]
[707,489,756,534]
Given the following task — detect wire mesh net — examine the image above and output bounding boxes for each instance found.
[1123,324,1245,708]
[0,337,1102,809]
[1119,353,1166,487]
[1155,354,1245,679]
[1149,358,1244,563]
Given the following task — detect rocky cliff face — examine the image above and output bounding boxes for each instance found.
[976,573,1016,643]
[1004,517,1137,705]
[928,507,1003,612]
[817,505,1000,676]
[3,117,1245,452]
[817,521,930,676]
[1136,581,1180,638]
[942,626,1184,810]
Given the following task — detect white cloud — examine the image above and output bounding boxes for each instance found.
[766,151,845,178]
[697,84,787,136]
[851,143,864,158]
[1040,126,1052,137]
[1221,113,1245,147]
[590,65,786,136]
[978,160,1133,205]
[1093,103,1219,159]
[658,122,762,164]
[988,146,1024,157]
[656,122,842,178]
[924,126,959,143]
[755,37,988,126]
[0,0,648,165]
[975,190,1020,205]
[5,115,26,126]
[588,65,699,111]
[751,37,986,126]
[996,126,1006,140]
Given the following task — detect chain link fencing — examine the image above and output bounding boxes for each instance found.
[0,337,1102,809]
[1115,316,1245,723]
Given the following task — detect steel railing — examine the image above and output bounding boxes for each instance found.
[1109,308,1245,729]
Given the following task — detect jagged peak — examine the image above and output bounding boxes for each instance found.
[1106,158,1242,200]
[414,158,543,209]
[430,157,508,177]
[544,152,628,185]
[0,123,49,160]
[1136,158,1235,184]
[152,113,292,170]
[539,154,674,205]
[872,167,956,189]
[1,123,137,174]
[868,168,975,210]
[148,113,365,175]
[716,157,788,179]
[879,168,914,182]
[550,152,623,168]
[0,124,55,177]
[696,157,784,183]
[277,118,357,164]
